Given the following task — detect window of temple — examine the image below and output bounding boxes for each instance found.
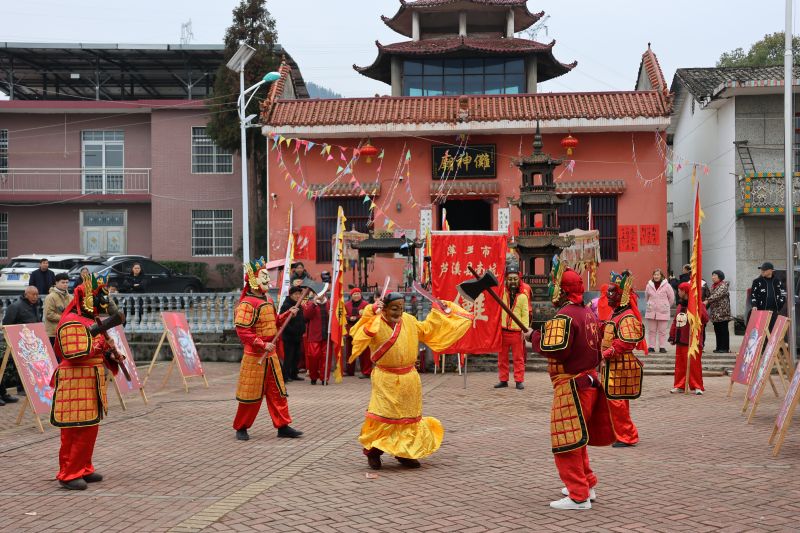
[557,195,619,261]
[403,57,525,96]
[315,197,372,262]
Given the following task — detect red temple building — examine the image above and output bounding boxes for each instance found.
[261,0,672,290]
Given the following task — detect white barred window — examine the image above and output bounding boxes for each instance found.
[0,129,8,172]
[0,212,7,258]
[191,210,233,256]
[191,127,233,174]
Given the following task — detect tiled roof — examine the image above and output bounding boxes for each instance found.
[429,180,500,198]
[672,65,800,100]
[636,45,668,96]
[383,1,544,37]
[555,179,626,195]
[265,62,293,105]
[309,181,380,197]
[263,91,672,128]
[355,36,575,84]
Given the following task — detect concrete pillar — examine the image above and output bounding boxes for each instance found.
[526,56,537,93]
[412,11,420,41]
[506,9,515,37]
[459,11,467,37]
[391,56,402,97]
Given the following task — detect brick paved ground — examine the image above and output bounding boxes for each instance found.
[1,360,799,532]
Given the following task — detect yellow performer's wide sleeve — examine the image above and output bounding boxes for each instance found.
[414,300,472,352]
[349,304,381,363]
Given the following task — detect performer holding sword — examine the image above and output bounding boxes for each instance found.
[349,277,472,470]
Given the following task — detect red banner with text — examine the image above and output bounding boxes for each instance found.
[431,231,507,354]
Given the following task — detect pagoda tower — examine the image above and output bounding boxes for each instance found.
[511,123,573,326]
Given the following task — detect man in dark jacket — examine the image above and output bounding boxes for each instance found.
[280,286,306,381]
[29,258,56,296]
[0,286,42,405]
[750,262,786,329]
[289,262,312,286]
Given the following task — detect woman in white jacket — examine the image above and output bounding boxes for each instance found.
[644,269,675,353]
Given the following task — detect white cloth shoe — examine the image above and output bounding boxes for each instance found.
[693,389,704,395]
[549,496,591,510]
[561,487,596,501]
[670,387,683,393]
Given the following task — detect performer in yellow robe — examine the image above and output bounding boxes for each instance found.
[349,292,471,469]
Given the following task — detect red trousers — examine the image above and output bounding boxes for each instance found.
[607,399,639,445]
[306,340,335,382]
[232,371,292,431]
[553,388,599,502]
[57,425,99,482]
[673,344,704,391]
[344,335,372,376]
[498,329,526,383]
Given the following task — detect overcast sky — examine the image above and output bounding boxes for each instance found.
[0,0,793,97]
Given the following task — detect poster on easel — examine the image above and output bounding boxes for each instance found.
[769,359,800,456]
[1,323,58,432]
[728,310,771,396]
[744,316,789,421]
[107,325,148,409]
[143,312,208,393]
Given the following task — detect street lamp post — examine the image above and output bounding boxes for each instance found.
[226,43,280,265]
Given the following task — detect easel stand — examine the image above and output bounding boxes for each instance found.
[143,330,209,393]
[745,342,789,422]
[0,346,45,433]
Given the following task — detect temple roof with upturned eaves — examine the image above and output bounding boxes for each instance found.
[383,0,544,37]
[354,36,576,85]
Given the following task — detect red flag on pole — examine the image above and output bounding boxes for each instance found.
[686,169,704,391]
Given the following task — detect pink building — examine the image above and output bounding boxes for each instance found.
[260,1,673,289]
[0,43,306,286]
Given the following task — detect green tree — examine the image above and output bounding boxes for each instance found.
[717,32,800,67]
[206,0,280,259]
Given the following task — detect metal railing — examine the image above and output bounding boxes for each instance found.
[0,292,435,334]
[0,168,151,195]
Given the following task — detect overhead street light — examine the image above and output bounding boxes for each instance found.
[226,42,280,265]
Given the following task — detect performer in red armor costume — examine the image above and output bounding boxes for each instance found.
[601,270,646,447]
[527,260,614,510]
[232,258,303,441]
[51,272,123,490]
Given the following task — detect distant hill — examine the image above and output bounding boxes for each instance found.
[306,81,342,99]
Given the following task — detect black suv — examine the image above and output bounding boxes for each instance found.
[68,257,203,293]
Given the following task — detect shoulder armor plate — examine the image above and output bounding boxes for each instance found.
[541,314,572,352]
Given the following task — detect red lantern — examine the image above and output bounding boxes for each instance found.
[561,133,578,156]
[360,140,379,163]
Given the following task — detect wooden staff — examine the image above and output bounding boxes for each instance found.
[258,287,310,366]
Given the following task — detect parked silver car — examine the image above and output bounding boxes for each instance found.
[0,254,90,295]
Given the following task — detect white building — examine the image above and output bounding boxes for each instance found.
[668,66,800,317]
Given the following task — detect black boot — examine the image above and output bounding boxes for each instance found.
[1,394,18,403]
[396,457,421,468]
[365,448,383,470]
[612,441,635,448]
[83,472,103,483]
[277,425,303,438]
[515,382,525,390]
[236,429,250,441]
[494,381,508,389]
[59,478,87,490]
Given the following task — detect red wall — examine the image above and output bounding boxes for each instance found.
[266,131,668,291]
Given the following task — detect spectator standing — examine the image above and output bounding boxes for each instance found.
[678,264,691,284]
[280,286,306,381]
[1,286,42,405]
[303,289,334,385]
[750,262,786,330]
[289,262,312,287]
[344,288,370,377]
[43,273,72,347]
[668,270,680,300]
[121,263,147,293]
[644,269,674,354]
[29,258,56,296]
[704,270,732,353]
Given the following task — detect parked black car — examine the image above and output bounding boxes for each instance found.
[68,257,203,293]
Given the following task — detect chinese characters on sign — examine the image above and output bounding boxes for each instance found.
[639,224,660,246]
[618,225,638,253]
[431,231,507,354]
[432,144,496,179]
